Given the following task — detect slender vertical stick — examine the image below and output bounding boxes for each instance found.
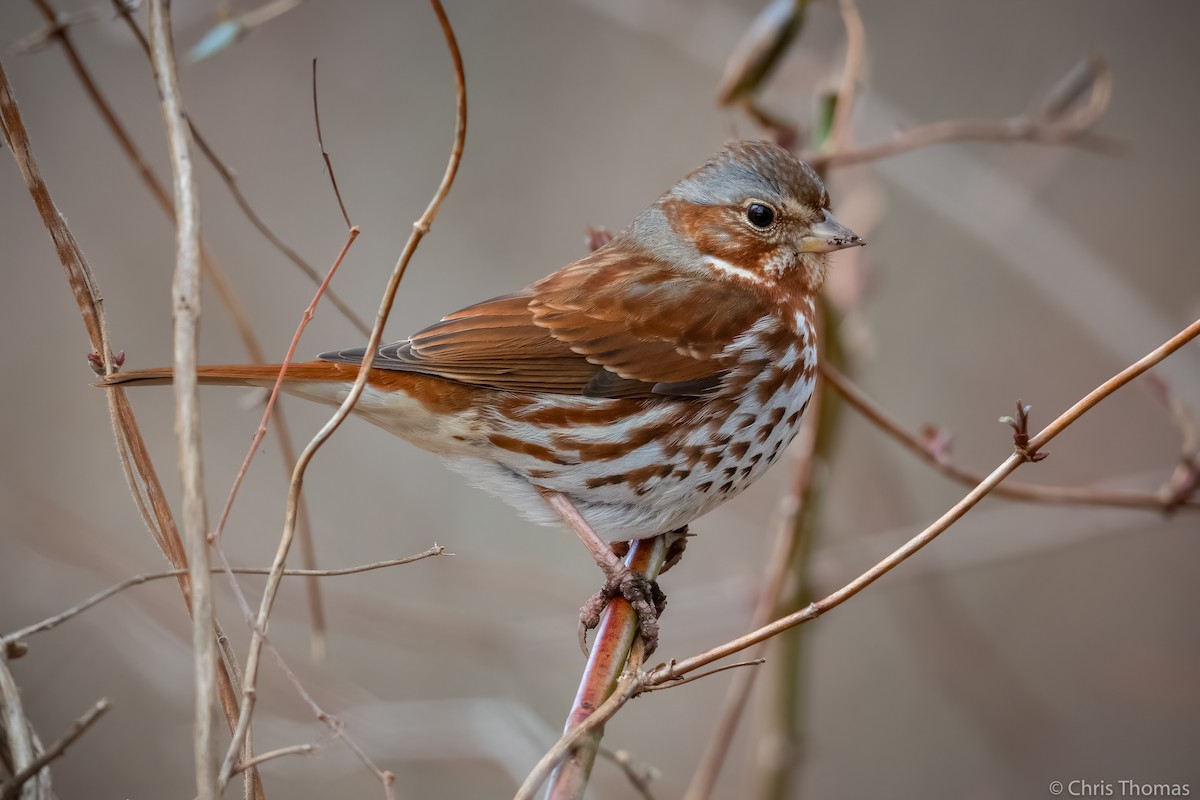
[145,1,217,796]
[542,535,670,800]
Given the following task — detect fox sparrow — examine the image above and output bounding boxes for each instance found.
[105,139,863,652]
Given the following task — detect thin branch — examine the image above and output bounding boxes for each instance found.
[597,747,659,800]
[217,1,466,791]
[312,59,351,229]
[0,55,257,795]
[212,227,359,546]
[1,547,446,645]
[0,653,42,799]
[819,361,1200,511]
[827,0,864,153]
[643,659,766,693]
[146,2,218,796]
[28,0,328,668]
[109,0,373,338]
[229,744,315,778]
[0,698,109,800]
[808,54,1115,169]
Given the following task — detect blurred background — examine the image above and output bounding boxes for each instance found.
[2,0,1198,797]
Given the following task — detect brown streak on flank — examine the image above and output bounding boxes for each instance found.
[748,453,762,466]
[696,481,713,493]
[723,467,737,479]
[740,465,753,479]
[506,398,644,426]
[487,434,573,465]
[673,469,691,479]
[735,414,756,430]
[730,441,750,459]
[700,450,722,470]
[719,480,735,494]
[555,414,688,462]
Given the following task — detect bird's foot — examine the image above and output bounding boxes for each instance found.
[578,566,667,657]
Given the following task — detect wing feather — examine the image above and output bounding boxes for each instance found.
[318,249,769,398]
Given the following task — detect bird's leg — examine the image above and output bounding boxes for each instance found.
[538,489,666,655]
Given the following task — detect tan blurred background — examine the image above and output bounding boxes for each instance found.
[2,0,1199,797]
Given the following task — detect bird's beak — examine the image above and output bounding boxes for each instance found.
[800,210,864,253]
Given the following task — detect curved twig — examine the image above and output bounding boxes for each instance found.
[216,0,467,790]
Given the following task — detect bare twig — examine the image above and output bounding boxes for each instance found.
[212,228,359,544]
[808,54,1115,169]
[598,747,659,800]
[229,744,315,778]
[0,652,43,799]
[818,361,1200,511]
[312,59,351,229]
[109,0,372,338]
[0,698,109,800]
[217,1,466,791]
[1,547,446,646]
[27,0,328,667]
[145,2,218,795]
[644,659,766,693]
[0,55,256,795]
[827,0,864,153]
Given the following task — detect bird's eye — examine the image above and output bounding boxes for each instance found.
[746,202,776,228]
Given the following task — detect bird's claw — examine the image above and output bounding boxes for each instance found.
[577,568,666,657]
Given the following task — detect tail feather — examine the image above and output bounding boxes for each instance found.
[99,362,343,388]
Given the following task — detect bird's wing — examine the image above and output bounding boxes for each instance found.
[318,250,768,399]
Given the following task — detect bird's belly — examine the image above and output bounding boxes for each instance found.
[446,372,816,541]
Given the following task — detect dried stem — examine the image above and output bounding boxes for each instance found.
[0,698,109,800]
[0,55,258,796]
[229,744,315,779]
[0,652,43,799]
[826,0,864,153]
[808,55,1114,169]
[145,1,218,795]
[216,0,466,790]
[106,0,372,338]
[29,0,328,664]
[819,361,1200,511]
[2,547,446,646]
[212,227,359,546]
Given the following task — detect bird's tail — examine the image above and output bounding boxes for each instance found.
[98,362,357,389]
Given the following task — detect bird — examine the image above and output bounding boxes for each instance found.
[103,139,863,653]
